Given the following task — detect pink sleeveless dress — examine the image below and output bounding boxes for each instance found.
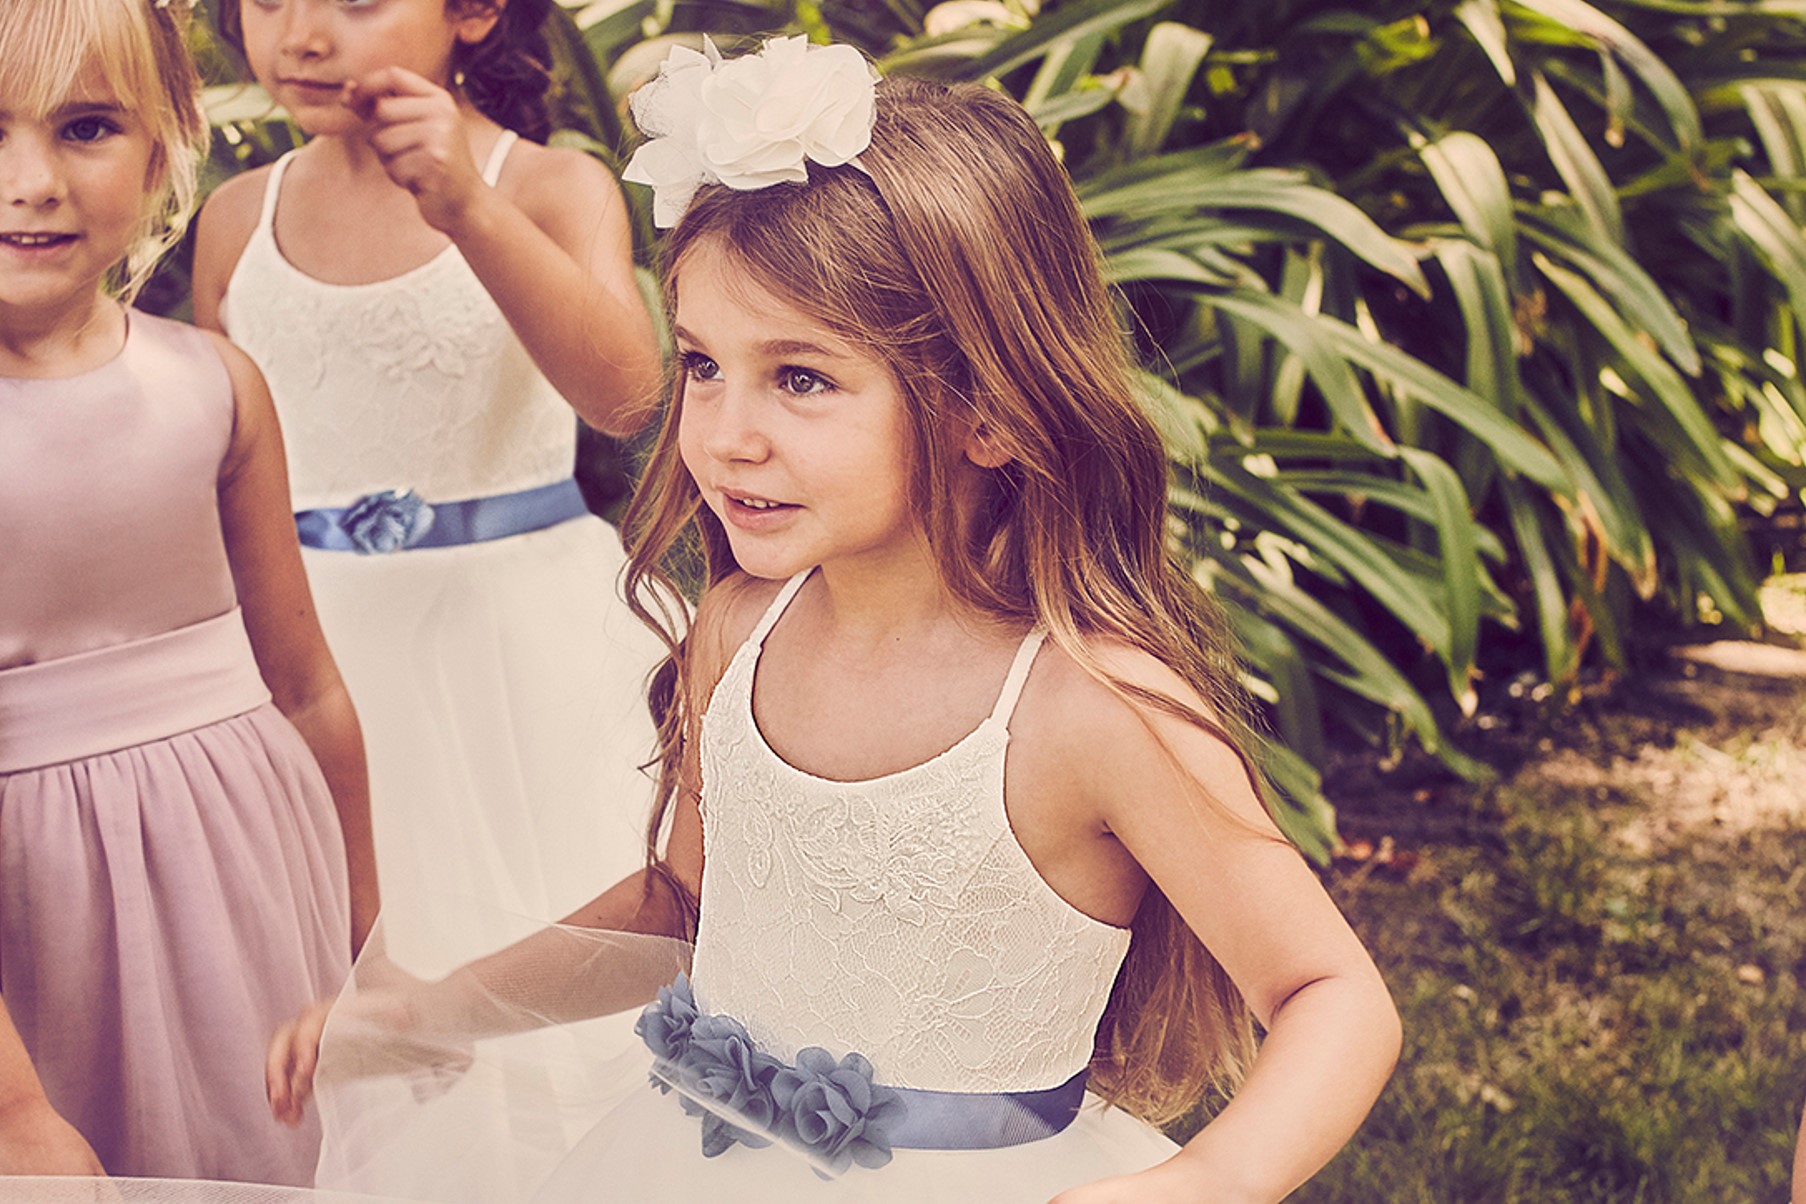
[0,311,352,1184]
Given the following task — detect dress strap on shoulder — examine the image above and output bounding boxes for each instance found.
[480,131,520,186]
[747,571,813,648]
[257,150,301,232]
[989,630,1047,727]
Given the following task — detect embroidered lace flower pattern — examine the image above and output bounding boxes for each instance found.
[686,597,1132,1095]
[222,223,576,509]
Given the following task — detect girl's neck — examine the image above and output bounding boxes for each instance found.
[0,293,124,380]
[806,544,997,655]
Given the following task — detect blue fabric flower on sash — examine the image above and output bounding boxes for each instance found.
[637,975,903,1167]
[339,488,436,554]
[772,1048,907,1173]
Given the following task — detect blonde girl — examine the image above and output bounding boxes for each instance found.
[0,0,373,1183]
[269,44,1400,1204]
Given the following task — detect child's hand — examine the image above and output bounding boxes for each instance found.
[266,979,477,1128]
[344,67,486,235]
[0,1095,107,1176]
[267,995,336,1128]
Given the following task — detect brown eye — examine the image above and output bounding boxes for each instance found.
[780,368,831,396]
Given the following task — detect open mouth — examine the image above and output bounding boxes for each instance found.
[724,492,798,517]
[0,232,76,250]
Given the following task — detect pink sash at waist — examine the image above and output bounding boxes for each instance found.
[0,609,271,773]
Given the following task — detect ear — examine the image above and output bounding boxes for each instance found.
[961,418,1012,470]
[451,0,505,45]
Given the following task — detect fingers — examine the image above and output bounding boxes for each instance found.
[343,65,443,110]
[266,998,332,1128]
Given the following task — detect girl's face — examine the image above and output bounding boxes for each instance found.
[673,251,925,583]
[0,69,155,329]
[238,0,495,135]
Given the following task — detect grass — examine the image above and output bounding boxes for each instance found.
[1280,649,1806,1202]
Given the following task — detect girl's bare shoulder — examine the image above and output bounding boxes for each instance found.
[685,573,786,698]
[496,140,629,223]
[1014,635,1268,828]
[192,163,278,299]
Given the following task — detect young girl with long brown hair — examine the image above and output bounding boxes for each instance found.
[269,39,1400,1203]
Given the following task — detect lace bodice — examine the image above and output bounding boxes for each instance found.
[219,133,578,511]
[689,574,1132,1093]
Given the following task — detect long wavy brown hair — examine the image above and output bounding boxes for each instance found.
[623,74,1276,1126]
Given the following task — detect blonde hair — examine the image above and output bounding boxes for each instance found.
[625,75,1278,1125]
[0,0,208,300]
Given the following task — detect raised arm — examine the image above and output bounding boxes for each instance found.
[350,67,664,437]
[210,333,380,955]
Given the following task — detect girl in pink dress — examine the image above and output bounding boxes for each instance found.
[0,0,376,1184]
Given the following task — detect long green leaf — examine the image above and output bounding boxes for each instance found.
[1124,21,1213,159]
[1510,0,1703,151]
[1415,131,1519,272]
[925,0,1170,83]
[1455,0,1517,87]
[1528,70,1625,243]
[1400,447,1482,714]
[1206,291,1570,490]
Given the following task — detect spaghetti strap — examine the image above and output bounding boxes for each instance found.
[748,571,813,648]
[989,630,1047,727]
[257,150,299,232]
[480,131,519,186]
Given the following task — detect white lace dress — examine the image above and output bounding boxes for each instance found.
[220,134,662,976]
[523,572,1178,1201]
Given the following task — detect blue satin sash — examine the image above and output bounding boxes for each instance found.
[294,478,588,553]
[884,1069,1089,1150]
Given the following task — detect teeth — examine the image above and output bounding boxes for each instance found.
[739,498,778,510]
[1,234,68,247]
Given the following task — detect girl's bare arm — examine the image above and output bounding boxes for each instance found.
[1036,647,1400,1204]
[211,334,380,954]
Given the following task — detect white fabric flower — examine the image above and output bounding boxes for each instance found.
[623,36,878,228]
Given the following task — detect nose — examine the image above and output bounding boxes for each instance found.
[276,0,330,59]
[693,383,771,465]
[1,135,64,210]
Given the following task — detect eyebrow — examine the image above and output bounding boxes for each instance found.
[0,100,128,122]
[56,101,128,118]
[671,325,849,361]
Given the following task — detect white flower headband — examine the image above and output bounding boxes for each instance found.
[623,36,879,229]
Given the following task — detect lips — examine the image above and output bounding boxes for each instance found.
[722,489,794,512]
[0,232,76,247]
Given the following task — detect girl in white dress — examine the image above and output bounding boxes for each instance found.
[270,43,1401,1204]
[190,0,665,975]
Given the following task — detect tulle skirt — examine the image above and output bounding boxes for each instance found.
[299,516,663,978]
[304,917,1176,1204]
[529,1077,1179,1203]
